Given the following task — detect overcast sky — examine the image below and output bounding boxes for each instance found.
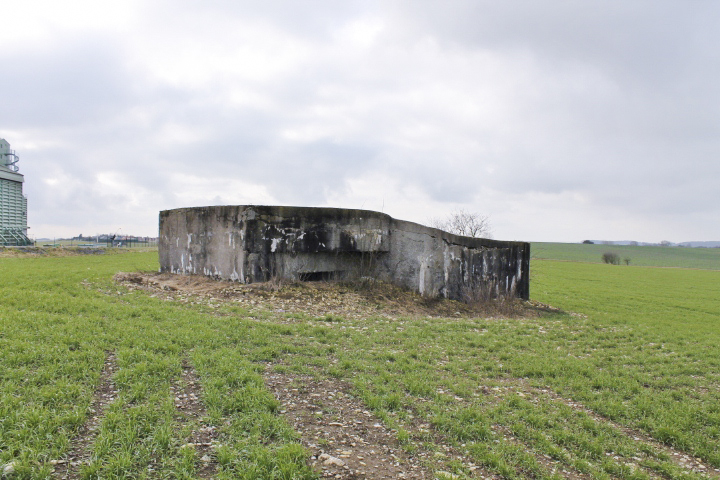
[2,1,719,242]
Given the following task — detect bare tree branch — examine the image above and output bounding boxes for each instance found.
[429,209,492,239]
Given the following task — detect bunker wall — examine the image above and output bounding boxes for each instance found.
[159,205,529,300]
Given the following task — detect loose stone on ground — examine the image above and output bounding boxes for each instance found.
[57,351,118,479]
[264,367,436,479]
[173,358,219,478]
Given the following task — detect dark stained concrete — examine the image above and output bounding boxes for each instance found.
[159,205,529,300]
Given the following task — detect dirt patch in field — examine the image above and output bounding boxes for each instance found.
[114,272,546,320]
[56,352,118,479]
[173,358,219,478]
[263,367,494,479]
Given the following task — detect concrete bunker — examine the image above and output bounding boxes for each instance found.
[159,205,530,301]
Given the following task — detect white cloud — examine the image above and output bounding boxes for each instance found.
[165,174,278,209]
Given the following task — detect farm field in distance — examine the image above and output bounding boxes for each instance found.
[1,247,719,479]
[532,242,720,270]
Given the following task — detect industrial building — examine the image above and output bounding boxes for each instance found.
[0,138,31,246]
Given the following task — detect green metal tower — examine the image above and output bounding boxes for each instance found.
[0,138,31,246]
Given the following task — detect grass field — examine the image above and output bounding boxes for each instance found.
[532,242,720,270]
[1,248,720,478]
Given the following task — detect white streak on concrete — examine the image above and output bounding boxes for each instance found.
[271,238,282,252]
[418,258,427,295]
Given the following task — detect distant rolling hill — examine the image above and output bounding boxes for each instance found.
[590,240,720,248]
[532,242,720,270]
[678,241,720,248]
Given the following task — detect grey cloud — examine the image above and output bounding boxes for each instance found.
[0,39,134,129]
[156,0,378,40]
[392,1,718,78]
[4,1,720,240]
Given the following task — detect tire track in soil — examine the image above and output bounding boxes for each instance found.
[174,358,218,478]
[490,423,592,480]
[537,386,720,478]
[401,388,588,479]
[56,351,118,479]
[502,380,720,478]
[264,366,496,479]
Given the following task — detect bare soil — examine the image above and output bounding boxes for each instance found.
[57,352,118,479]
[174,358,219,478]
[113,272,544,321]
[265,368,432,478]
[264,366,496,479]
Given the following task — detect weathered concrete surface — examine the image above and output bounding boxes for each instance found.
[159,205,529,300]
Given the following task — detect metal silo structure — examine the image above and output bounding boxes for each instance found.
[0,138,31,246]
